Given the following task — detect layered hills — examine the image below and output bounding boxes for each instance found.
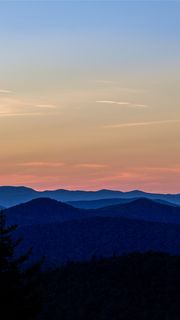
[4,196,180,267]
[1,186,180,207]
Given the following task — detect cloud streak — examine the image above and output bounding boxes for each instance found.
[0,94,58,118]
[20,162,65,168]
[97,100,129,105]
[96,100,148,108]
[0,89,12,94]
[0,113,43,117]
[75,163,108,169]
[34,104,57,109]
[103,119,180,129]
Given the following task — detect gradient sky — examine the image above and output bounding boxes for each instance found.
[0,1,180,193]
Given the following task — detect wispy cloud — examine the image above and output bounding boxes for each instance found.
[144,166,180,174]
[97,100,129,105]
[20,162,65,168]
[0,94,58,118]
[103,119,180,129]
[130,104,148,108]
[0,89,12,94]
[0,112,43,117]
[75,163,108,169]
[34,104,57,109]
[96,100,148,108]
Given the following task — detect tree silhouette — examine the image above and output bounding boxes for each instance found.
[0,210,42,320]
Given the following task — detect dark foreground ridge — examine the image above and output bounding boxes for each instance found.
[1,208,180,319]
[38,252,180,320]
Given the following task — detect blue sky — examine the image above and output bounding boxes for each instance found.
[1,1,179,45]
[1,1,180,77]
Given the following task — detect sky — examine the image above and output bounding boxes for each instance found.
[0,1,180,193]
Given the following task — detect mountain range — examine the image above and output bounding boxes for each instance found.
[1,186,180,207]
[5,197,180,226]
[4,196,180,267]
[68,197,179,209]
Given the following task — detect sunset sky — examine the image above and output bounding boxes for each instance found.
[0,1,180,193]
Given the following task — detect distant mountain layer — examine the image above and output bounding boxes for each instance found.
[95,198,180,224]
[5,197,180,226]
[5,198,86,226]
[68,198,137,209]
[68,197,179,209]
[4,197,180,267]
[16,217,180,267]
[1,186,180,207]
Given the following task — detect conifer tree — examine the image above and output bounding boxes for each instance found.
[0,210,42,319]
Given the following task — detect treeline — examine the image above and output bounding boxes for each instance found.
[0,211,43,320]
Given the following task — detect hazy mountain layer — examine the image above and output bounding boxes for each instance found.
[68,197,179,209]
[1,186,180,207]
[4,197,180,267]
[5,197,180,226]
[16,217,180,267]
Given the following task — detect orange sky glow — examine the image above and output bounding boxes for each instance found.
[0,2,180,193]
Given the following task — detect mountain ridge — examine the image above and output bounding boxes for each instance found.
[4,195,180,267]
[5,196,180,226]
[1,186,180,207]
[5,197,86,226]
[16,216,180,267]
